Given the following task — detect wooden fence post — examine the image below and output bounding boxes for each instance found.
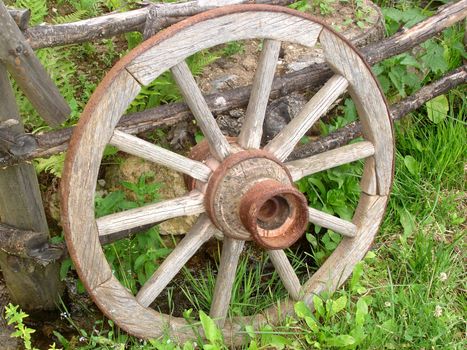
[0,63,63,311]
[0,1,69,126]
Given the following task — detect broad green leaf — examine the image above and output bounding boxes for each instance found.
[381,319,397,333]
[199,311,221,344]
[326,335,356,347]
[269,335,290,349]
[294,301,312,318]
[305,316,319,333]
[248,340,259,350]
[426,95,449,124]
[399,54,419,67]
[403,155,419,176]
[327,295,347,316]
[313,295,325,317]
[306,233,318,248]
[350,262,364,292]
[421,41,449,74]
[308,177,326,197]
[355,298,368,326]
[183,342,195,350]
[399,208,416,237]
[364,251,376,261]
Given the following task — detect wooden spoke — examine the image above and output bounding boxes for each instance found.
[210,237,245,327]
[265,75,348,161]
[171,61,231,160]
[110,130,211,182]
[238,39,281,149]
[268,250,301,300]
[136,215,215,307]
[286,141,375,182]
[308,207,357,238]
[96,191,205,237]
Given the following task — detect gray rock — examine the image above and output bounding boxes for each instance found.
[217,108,245,136]
[263,92,308,143]
[211,74,239,92]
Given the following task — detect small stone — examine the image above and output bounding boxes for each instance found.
[214,96,227,107]
[263,92,308,142]
[434,305,443,317]
[439,272,448,282]
[211,74,238,92]
[241,55,257,71]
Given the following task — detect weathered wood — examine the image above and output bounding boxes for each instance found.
[320,28,393,196]
[238,39,282,149]
[172,61,232,160]
[143,4,164,40]
[96,191,205,237]
[0,127,37,157]
[0,65,47,233]
[265,74,348,161]
[110,130,211,182]
[307,207,357,238]
[7,8,30,30]
[60,6,394,342]
[0,63,62,311]
[0,1,70,126]
[268,249,301,300]
[286,141,375,181]
[0,223,63,263]
[22,1,295,49]
[302,194,387,302]
[136,215,215,307]
[360,157,378,195]
[61,69,142,292]
[210,237,245,327]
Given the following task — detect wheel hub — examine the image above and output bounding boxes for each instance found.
[187,141,308,249]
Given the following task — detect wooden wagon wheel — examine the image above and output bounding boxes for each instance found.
[61,4,393,345]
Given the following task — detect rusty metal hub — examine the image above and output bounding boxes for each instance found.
[186,140,308,249]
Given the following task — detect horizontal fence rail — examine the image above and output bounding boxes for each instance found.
[0,0,465,167]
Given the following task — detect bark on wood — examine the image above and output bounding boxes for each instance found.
[7,8,30,30]
[0,224,63,263]
[23,0,294,49]
[0,2,465,166]
[0,63,63,311]
[0,2,70,126]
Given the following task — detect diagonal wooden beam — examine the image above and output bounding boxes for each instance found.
[0,1,69,126]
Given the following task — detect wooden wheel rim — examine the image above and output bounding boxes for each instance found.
[61,4,394,345]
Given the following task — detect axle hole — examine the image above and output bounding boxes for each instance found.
[257,196,290,231]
